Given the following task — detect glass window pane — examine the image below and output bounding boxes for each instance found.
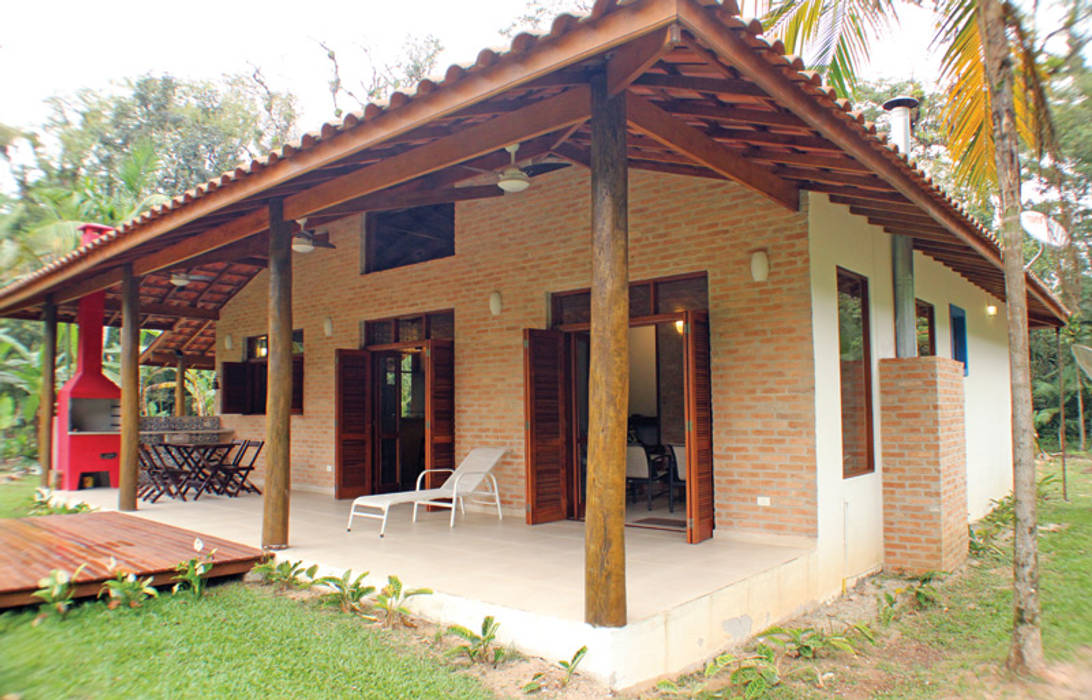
[554,292,591,326]
[427,311,454,340]
[837,269,872,478]
[368,321,394,346]
[629,284,652,317]
[398,317,424,343]
[655,277,708,314]
[915,300,935,356]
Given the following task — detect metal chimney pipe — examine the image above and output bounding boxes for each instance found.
[883,95,920,359]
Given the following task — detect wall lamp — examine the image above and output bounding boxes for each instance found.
[750,250,770,283]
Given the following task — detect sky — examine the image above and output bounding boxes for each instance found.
[1,0,942,136]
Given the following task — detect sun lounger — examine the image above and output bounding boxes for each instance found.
[345,447,506,537]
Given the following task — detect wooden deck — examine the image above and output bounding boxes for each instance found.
[0,512,265,608]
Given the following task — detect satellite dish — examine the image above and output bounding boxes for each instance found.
[1020,211,1069,248]
[1072,344,1092,382]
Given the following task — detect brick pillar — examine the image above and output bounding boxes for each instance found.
[879,357,968,574]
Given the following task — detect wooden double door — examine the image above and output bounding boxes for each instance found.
[334,340,454,499]
[523,311,715,544]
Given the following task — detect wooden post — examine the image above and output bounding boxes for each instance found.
[38,297,57,488]
[584,70,629,627]
[174,355,187,417]
[262,199,292,549]
[118,264,140,511]
[892,235,916,358]
[1058,328,1067,501]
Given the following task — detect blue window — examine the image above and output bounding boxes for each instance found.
[950,305,968,376]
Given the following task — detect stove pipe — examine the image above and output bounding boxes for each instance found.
[882,95,920,156]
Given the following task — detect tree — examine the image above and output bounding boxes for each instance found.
[758,0,1071,673]
[319,35,443,119]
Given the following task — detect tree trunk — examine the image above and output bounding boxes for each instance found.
[1077,371,1085,452]
[262,198,293,549]
[118,264,141,512]
[584,70,629,627]
[978,0,1045,674]
[38,298,57,489]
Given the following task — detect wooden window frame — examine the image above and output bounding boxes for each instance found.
[836,267,874,479]
[915,299,936,356]
[360,309,454,350]
[222,330,304,415]
[550,271,709,331]
[360,204,456,275]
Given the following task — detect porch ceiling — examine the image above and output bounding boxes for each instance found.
[0,0,1068,355]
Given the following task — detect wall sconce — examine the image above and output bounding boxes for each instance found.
[750,250,770,283]
[489,290,503,316]
[674,319,685,335]
[224,334,234,351]
[323,316,334,337]
[986,304,998,317]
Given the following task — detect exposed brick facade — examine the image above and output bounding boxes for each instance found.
[217,167,818,538]
[879,357,968,573]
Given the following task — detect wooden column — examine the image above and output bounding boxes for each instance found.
[38,297,57,488]
[262,199,292,549]
[174,356,187,417]
[584,70,629,627]
[118,264,140,511]
[892,235,916,358]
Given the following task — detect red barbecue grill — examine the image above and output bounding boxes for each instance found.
[54,223,122,490]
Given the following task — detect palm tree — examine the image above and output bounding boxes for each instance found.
[756,0,1055,673]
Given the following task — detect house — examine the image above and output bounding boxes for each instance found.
[0,0,1066,687]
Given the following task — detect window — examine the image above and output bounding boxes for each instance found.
[916,300,936,356]
[550,273,708,327]
[836,268,873,478]
[361,310,454,348]
[362,203,455,274]
[222,330,304,415]
[950,305,968,376]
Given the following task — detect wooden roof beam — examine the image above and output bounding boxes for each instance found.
[101,301,219,320]
[625,92,798,210]
[607,26,679,95]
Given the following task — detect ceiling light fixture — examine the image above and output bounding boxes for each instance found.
[292,218,337,253]
[169,272,191,287]
[497,144,531,193]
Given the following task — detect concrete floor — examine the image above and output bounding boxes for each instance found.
[65,487,805,623]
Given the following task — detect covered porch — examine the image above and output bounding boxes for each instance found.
[61,485,812,687]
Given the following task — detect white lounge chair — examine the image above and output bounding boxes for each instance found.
[346,447,506,537]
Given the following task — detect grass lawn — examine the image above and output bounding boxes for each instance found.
[0,473,38,518]
[0,475,496,700]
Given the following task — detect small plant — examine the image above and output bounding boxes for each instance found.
[31,564,86,625]
[313,569,375,615]
[446,615,506,665]
[374,575,431,628]
[878,589,900,626]
[99,571,158,610]
[762,626,856,659]
[521,672,547,694]
[558,645,587,686]
[909,574,939,609]
[29,488,92,515]
[250,559,318,590]
[172,537,216,598]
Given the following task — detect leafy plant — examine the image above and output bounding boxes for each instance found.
[172,537,216,598]
[28,488,92,515]
[559,645,587,686]
[99,571,158,610]
[374,575,431,629]
[909,574,940,609]
[446,615,506,665]
[313,569,375,615]
[250,559,318,590]
[31,564,86,625]
[762,626,856,659]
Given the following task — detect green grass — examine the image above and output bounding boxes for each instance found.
[0,474,37,518]
[0,583,495,699]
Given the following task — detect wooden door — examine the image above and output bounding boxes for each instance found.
[335,349,371,499]
[523,328,567,524]
[684,311,715,543]
[425,339,455,489]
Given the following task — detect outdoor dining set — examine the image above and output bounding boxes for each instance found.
[137,439,263,503]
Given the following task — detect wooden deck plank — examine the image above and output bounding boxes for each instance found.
[0,512,265,608]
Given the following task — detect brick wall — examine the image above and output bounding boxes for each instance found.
[879,356,968,573]
[217,166,818,538]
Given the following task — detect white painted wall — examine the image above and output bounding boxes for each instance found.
[914,252,1013,520]
[807,193,1015,594]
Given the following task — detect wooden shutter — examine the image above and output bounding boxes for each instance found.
[220,362,249,414]
[291,356,304,414]
[684,311,715,544]
[247,362,267,415]
[523,329,567,524]
[425,340,456,489]
[335,350,371,499]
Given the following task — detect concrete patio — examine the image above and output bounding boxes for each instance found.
[62,487,818,688]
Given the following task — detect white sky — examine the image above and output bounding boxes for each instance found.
[1,0,941,135]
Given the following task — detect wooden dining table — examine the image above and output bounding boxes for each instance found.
[155,441,236,500]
